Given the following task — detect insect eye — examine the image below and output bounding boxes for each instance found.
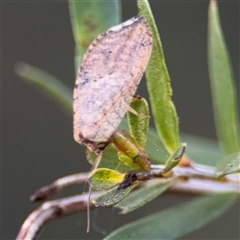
[96,142,109,151]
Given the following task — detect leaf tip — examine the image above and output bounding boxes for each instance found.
[14,61,28,76]
[210,0,218,7]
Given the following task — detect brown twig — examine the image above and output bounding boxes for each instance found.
[16,165,239,240]
[16,192,102,240]
[30,172,89,202]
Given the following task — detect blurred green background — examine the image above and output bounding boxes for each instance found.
[2,1,239,239]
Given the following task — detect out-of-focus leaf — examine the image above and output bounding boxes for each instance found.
[145,127,170,164]
[105,193,238,240]
[208,0,239,155]
[68,0,121,72]
[181,134,223,166]
[215,152,240,178]
[89,168,125,190]
[14,62,72,115]
[137,0,180,154]
[92,182,139,207]
[128,97,149,150]
[115,179,173,214]
[163,143,186,172]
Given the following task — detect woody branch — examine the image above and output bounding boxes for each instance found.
[16,164,239,240]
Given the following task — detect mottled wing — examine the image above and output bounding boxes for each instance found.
[74,16,152,143]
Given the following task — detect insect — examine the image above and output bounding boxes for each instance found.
[73,15,152,169]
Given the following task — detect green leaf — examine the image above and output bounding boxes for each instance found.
[127,97,149,150]
[137,0,180,154]
[145,127,170,164]
[89,168,125,190]
[92,182,139,207]
[14,62,72,115]
[115,179,173,214]
[105,193,238,240]
[68,0,121,73]
[208,0,239,155]
[215,152,240,178]
[163,143,186,173]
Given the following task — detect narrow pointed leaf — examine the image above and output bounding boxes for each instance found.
[14,62,72,115]
[208,0,239,155]
[163,143,186,172]
[105,193,238,240]
[127,97,149,150]
[93,182,139,207]
[115,179,173,214]
[137,0,180,154]
[68,0,121,72]
[215,152,240,178]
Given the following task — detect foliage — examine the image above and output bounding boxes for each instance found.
[15,0,239,239]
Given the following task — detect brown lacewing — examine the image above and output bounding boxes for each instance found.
[73,15,152,155]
